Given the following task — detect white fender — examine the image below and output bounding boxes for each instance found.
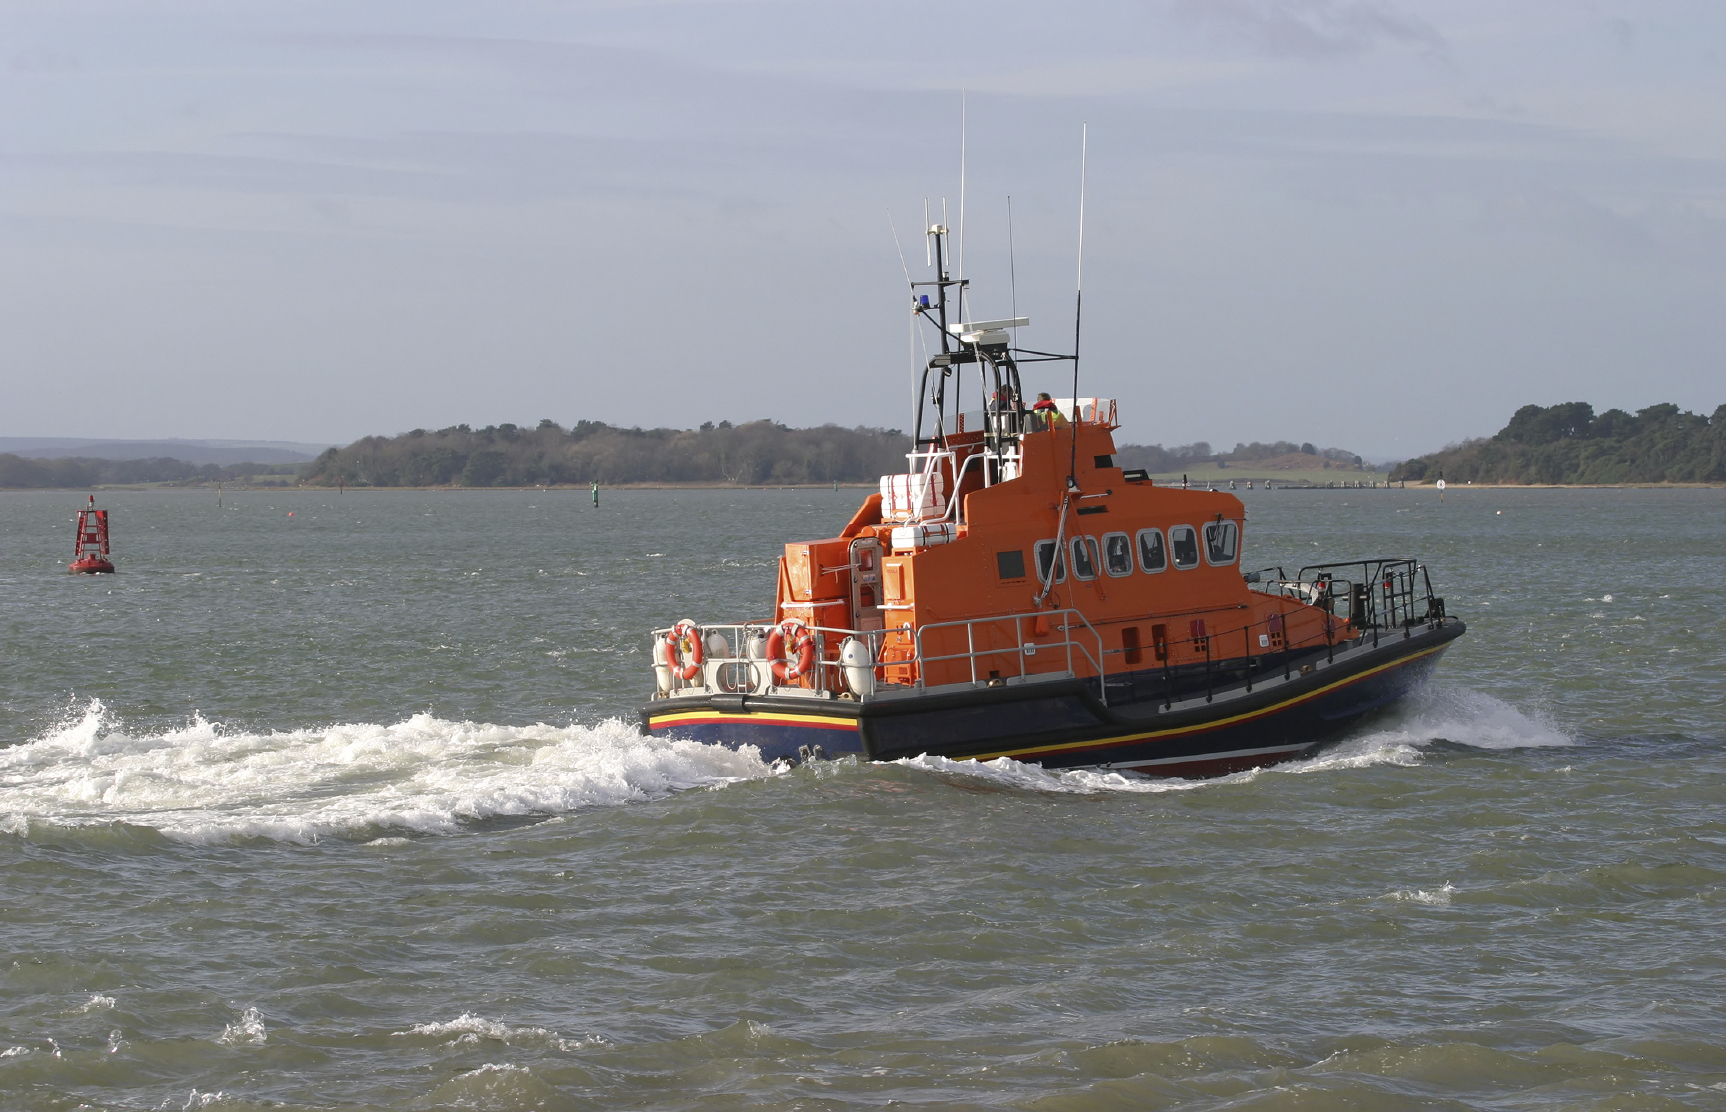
[702,630,732,690]
[652,636,673,693]
[839,636,875,697]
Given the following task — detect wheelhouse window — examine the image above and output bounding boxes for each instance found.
[1136,528,1167,573]
[1169,524,1200,569]
[1069,536,1100,581]
[1034,539,1066,584]
[1102,532,1133,577]
[1203,519,1239,566]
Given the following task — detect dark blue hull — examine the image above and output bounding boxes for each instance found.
[642,620,1464,777]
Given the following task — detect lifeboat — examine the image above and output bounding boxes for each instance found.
[639,222,1464,777]
[69,495,116,574]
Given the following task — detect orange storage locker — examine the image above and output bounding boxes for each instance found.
[784,538,852,601]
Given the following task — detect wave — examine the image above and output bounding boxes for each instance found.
[398,1013,601,1052]
[893,753,1209,795]
[0,700,770,845]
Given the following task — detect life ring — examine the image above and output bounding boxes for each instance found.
[766,619,817,685]
[664,619,704,681]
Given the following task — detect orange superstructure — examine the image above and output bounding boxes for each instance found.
[773,410,1348,695]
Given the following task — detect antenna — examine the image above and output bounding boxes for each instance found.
[1007,195,1017,331]
[1069,122,1088,488]
[923,198,931,267]
[888,211,912,287]
[958,89,967,287]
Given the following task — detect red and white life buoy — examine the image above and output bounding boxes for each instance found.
[766,619,817,685]
[664,619,704,681]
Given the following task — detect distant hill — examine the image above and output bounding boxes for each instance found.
[299,421,1376,488]
[300,420,912,487]
[0,437,329,465]
[0,455,301,489]
[1115,439,1374,476]
[1390,402,1726,485]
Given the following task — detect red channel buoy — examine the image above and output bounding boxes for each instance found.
[69,494,116,574]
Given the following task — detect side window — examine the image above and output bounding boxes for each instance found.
[1203,520,1239,566]
[1069,536,1099,581]
[1136,528,1166,573]
[1102,532,1133,577]
[1169,524,1200,569]
[997,550,1026,580]
[1034,539,1066,584]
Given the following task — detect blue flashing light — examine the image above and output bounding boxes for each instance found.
[919,295,930,308]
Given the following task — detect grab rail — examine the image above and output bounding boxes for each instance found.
[653,559,1447,706]
[650,608,1108,703]
[910,608,1109,705]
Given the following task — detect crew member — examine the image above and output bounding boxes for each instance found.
[1031,393,1066,429]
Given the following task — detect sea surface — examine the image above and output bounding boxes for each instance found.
[2,486,1724,1111]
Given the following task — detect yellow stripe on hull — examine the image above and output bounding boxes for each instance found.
[965,643,1448,762]
[650,710,860,732]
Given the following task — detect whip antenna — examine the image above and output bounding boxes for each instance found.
[1069,122,1088,487]
[958,90,967,290]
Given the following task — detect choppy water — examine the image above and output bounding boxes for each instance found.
[2,486,1724,1111]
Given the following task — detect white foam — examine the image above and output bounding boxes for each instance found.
[76,994,116,1013]
[216,1007,267,1046]
[894,753,1207,794]
[1388,882,1456,905]
[1,701,770,845]
[1338,684,1570,753]
[401,1013,598,1052]
[895,685,1566,793]
[1255,685,1567,779]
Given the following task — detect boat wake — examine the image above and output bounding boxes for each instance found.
[1295,682,1570,769]
[0,700,770,845]
[893,753,1209,795]
[0,687,1566,838]
[894,684,1568,794]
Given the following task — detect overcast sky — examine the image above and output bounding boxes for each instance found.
[3,0,1722,458]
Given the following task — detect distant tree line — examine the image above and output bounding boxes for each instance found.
[0,455,299,489]
[0,423,1382,490]
[297,420,914,487]
[1390,402,1726,484]
[1114,440,1370,473]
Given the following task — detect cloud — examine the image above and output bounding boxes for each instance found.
[1170,0,1446,59]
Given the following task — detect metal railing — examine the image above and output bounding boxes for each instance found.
[1246,559,1444,647]
[909,608,1108,704]
[651,607,1108,702]
[653,559,1447,708]
[652,621,900,700]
